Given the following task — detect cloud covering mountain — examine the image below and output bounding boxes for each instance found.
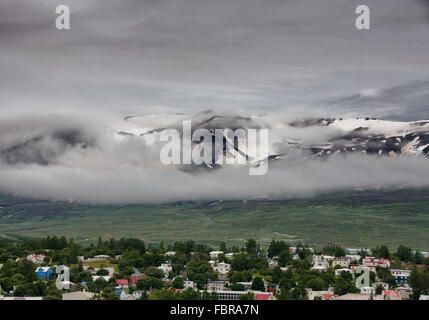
[0,112,429,203]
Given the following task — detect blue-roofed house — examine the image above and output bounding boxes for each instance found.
[35,267,54,280]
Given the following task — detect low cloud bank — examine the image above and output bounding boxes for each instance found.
[0,112,428,203]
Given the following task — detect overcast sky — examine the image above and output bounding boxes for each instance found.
[1,0,429,119]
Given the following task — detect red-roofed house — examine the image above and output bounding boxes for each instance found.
[130,273,146,285]
[255,293,276,301]
[383,290,401,300]
[115,279,129,288]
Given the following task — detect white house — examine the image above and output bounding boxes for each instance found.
[209,251,224,260]
[311,255,329,271]
[332,257,351,268]
[212,262,231,279]
[362,257,390,268]
[26,254,46,264]
[158,263,172,277]
[207,281,228,291]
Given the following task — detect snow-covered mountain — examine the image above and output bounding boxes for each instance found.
[1,113,429,168]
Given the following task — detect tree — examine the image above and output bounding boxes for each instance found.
[267,240,289,258]
[230,283,245,291]
[245,239,257,255]
[180,288,200,300]
[374,245,390,259]
[306,278,326,291]
[238,292,255,300]
[375,284,383,295]
[251,277,265,291]
[145,266,165,279]
[396,245,412,262]
[96,268,109,276]
[172,277,184,289]
[278,250,291,267]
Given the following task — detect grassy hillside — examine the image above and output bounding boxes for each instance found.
[0,189,428,249]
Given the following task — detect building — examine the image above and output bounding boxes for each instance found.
[419,295,429,300]
[93,255,109,261]
[215,290,275,300]
[164,251,176,257]
[158,263,172,277]
[390,269,412,283]
[346,254,361,262]
[382,290,401,300]
[26,254,46,264]
[334,293,372,300]
[311,255,329,271]
[306,288,334,300]
[184,280,196,290]
[115,279,129,288]
[213,262,231,279]
[130,273,146,285]
[207,281,228,291]
[35,267,54,280]
[62,291,94,300]
[209,251,224,260]
[225,253,236,259]
[332,257,351,268]
[362,257,390,268]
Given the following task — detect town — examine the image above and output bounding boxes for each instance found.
[0,236,428,300]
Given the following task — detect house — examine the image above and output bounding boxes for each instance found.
[362,257,390,268]
[35,267,54,280]
[207,280,228,291]
[130,273,146,285]
[255,293,276,301]
[93,255,109,261]
[212,262,231,279]
[215,290,274,300]
[345,248,359,255]
[26,254,46,264]
[266,282,278,294]
[332,257,351,268]
[225,253,236,259]
[396,285,412,300]
[334,293,372,300]
[419,295,429,300]
[311,255,329,271]
[306,287,334,300]
[209,251,224,260]
[62,291,94,300]
[390,269,411,284]
[158,263,172,277]
[164,251,176,257]
[346,254,361,262]
[184,280,196,290]
[382,290,401,300]
[115,279,129,288]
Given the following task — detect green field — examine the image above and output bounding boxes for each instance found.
[0,189,429,249]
